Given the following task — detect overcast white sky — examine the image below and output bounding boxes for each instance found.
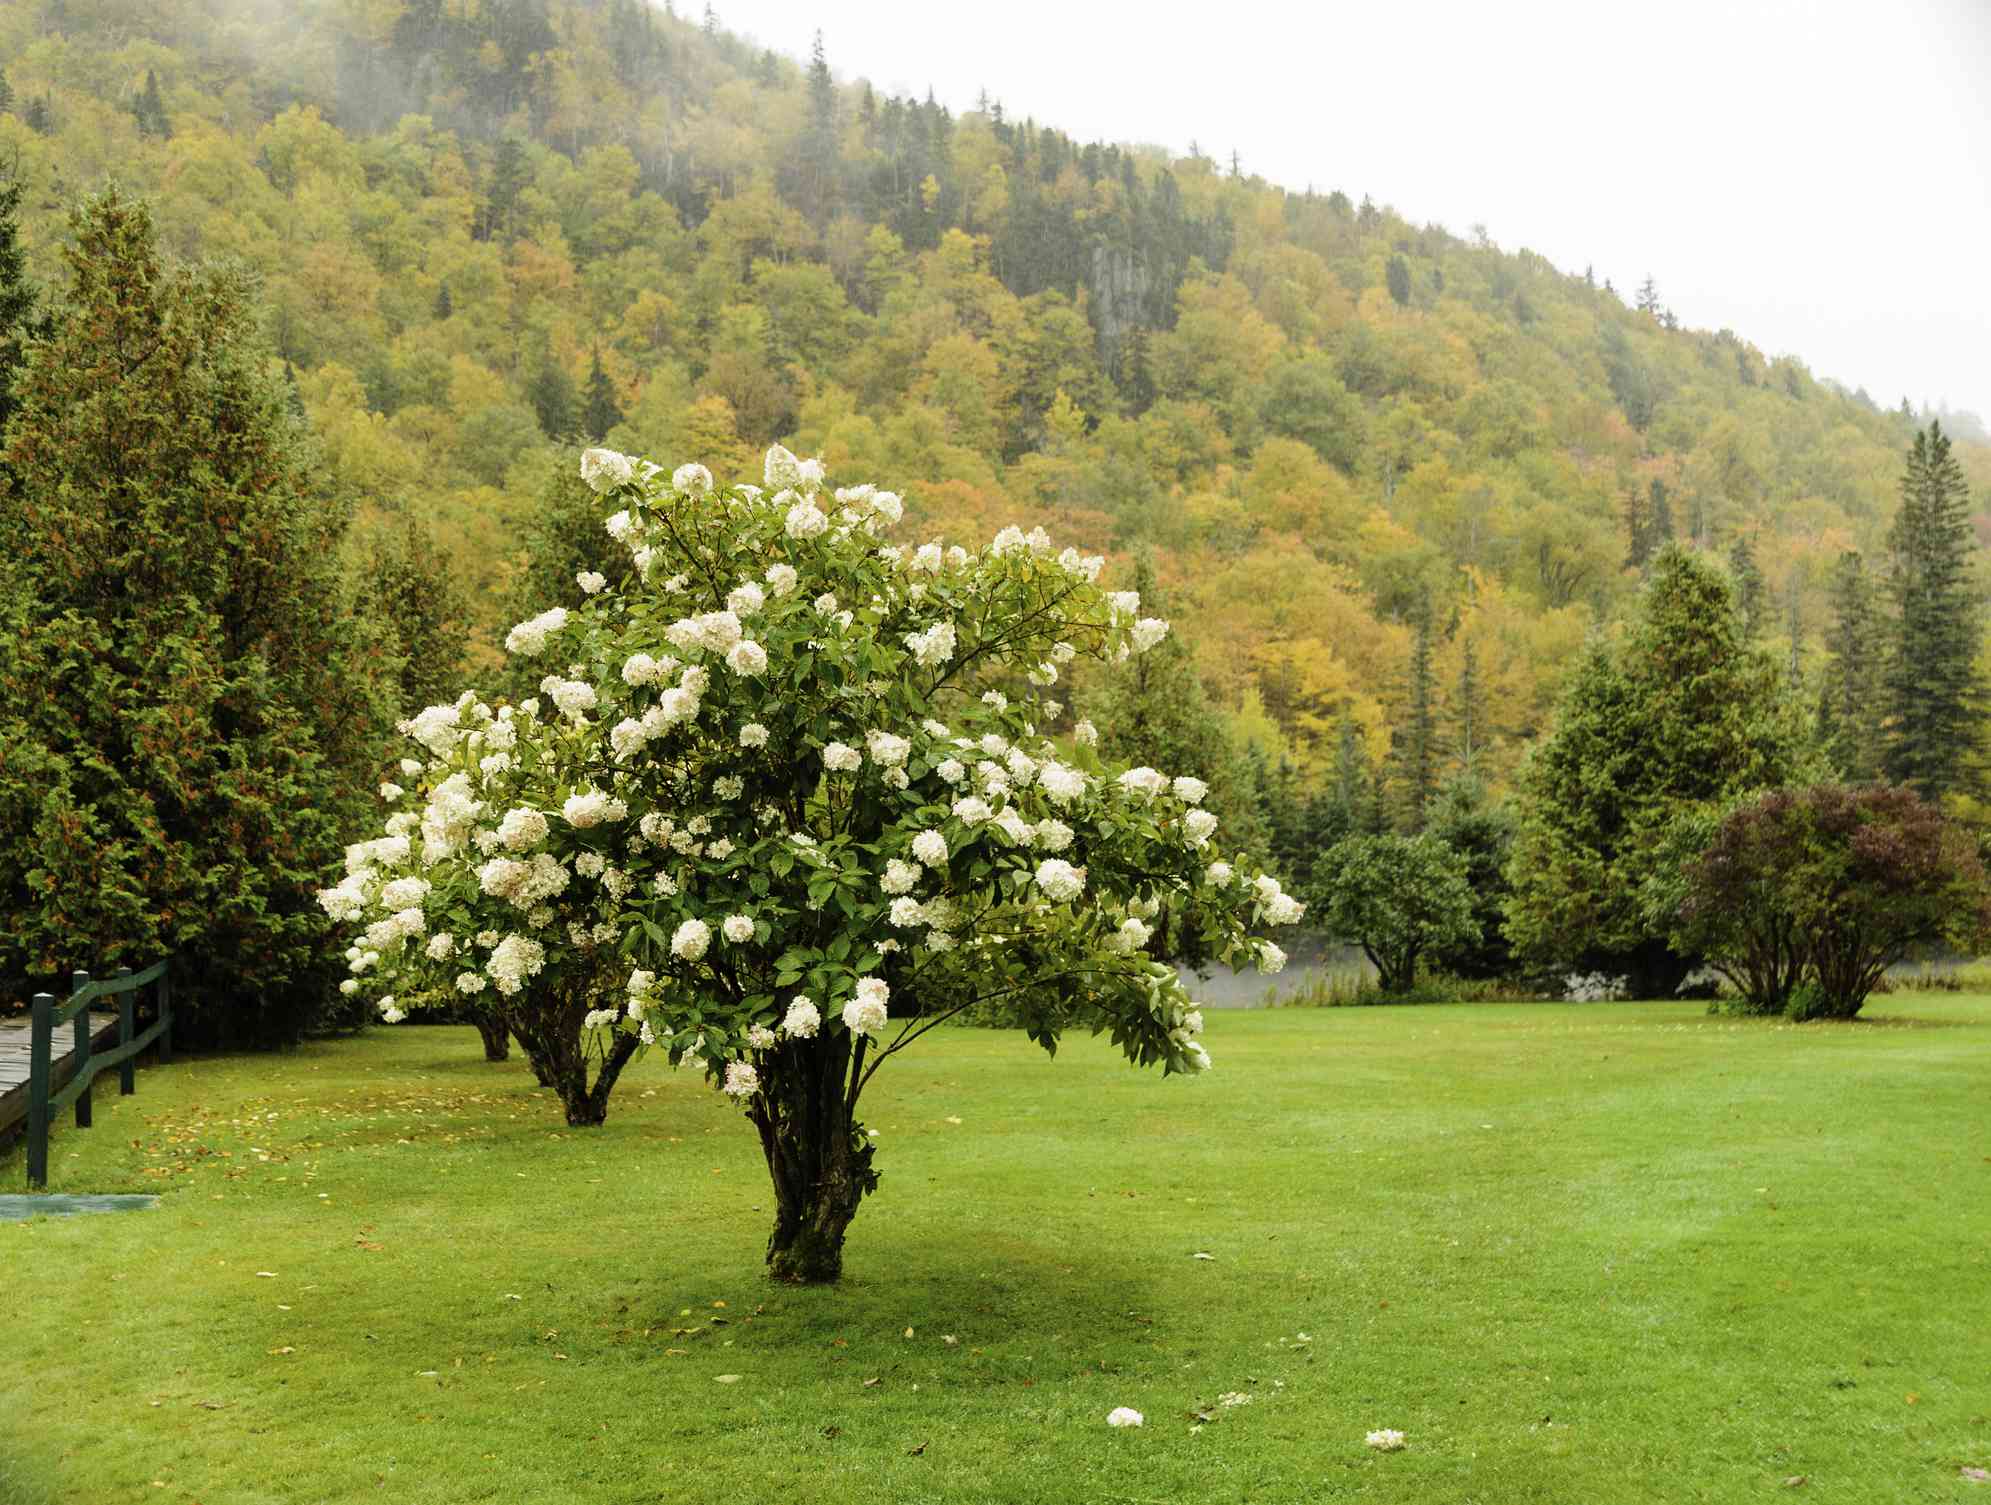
[706,0,1991,421]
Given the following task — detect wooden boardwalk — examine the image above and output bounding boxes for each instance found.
[0,1008,123,1141]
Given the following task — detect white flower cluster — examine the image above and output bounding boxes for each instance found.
[320,443,1312,1115]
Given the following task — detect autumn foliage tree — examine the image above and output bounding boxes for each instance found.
[1672,785,1991,1019]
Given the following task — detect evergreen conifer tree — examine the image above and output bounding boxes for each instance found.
[1504,546,1811,993]
[0,174,48,449]
[1623,484,1653,569]
[527,356,579,438]
[1391,597,1439,829]
[432,281,452,320]
[1817,551,1884,783]
[1452,634,1485,774]
[802,30,838,224]
[0,187,395,1044]
[1727,532,1766,637]
[1648,477,1675,545]
[133,68,170,138]
[581,346,621,442]
[1385,254,1411,308]
[1882,421,1982,801]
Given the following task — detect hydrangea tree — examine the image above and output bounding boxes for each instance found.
[322,446,1303,1282]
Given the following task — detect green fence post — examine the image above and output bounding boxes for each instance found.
[157,964,173,1064]
[71,970,92,1130]
[116,966,135,1095]
[27,991,53,1190]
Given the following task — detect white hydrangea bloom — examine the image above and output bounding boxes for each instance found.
[562,789,628,828]
[765,562,798,596]
[504,607,569,658]
[727,581,765,617]
[722,914,755,944]
[880,859,921,896]
[725,640,768,676]
[1171,776,1208,805]
[1130,618,1170,652]
[865,730,911,767]
[911,829,948,867]
[1034,858,1085,902]
[671,919,712,961]
[722,1061,761,1099]
[785,497,829,539]
[1115,917,1152,952]
[842,978,889,1037]
[1184,809,1220,846]
[823,742,862,773]
[739,722,769,748]
[1034,818,1074,852]
[782,996,821,1038]
[577,570,607,595]
[764,444,804,490]
[951,796,992,825]
[486,934,546,995]
[904,621,956,667]
[580,447,635,493]
[672,462,713,495]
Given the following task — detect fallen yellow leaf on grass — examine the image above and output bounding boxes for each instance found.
[268,1346,295,1355]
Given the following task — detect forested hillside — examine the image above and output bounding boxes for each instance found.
[2,0,1985,794]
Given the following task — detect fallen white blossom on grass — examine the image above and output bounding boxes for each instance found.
[1107,1407,1144,1428]
[1365,1428,1407,1451]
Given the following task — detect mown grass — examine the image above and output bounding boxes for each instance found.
[3,999,1988,1504]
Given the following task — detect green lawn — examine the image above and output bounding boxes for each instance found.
[3,1000,1988,1504]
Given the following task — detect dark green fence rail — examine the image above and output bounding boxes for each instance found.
[27,962,173,1189]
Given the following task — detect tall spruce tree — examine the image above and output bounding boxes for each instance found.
[1453,634,1485,775]
[1385,254,1412,307]
[1817,551,1884,782]
[1648,477,1675,546]
[1623,485,1654,569]
[1727,531,1766,637]
[1504,546,1812,994]
[580,346,622,442]
[0,187,396,1044]
[526,355,579,438]
[1882,422,1982,801]
[1391,596,1439,829]
[0,174,48,449]
[133,68,171,138]
[801,30,838,224]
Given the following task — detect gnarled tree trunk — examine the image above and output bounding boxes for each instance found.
[750,1033,879,1283]
[506,991,639,1127]
[474,1012,511,1062]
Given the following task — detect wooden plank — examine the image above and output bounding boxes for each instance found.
[0,1011,122,1142]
